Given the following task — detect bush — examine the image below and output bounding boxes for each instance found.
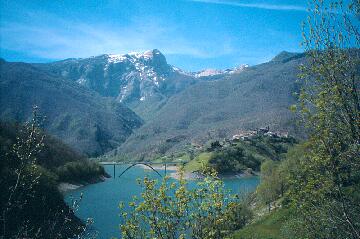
[208,146,261,174]
[119,169,253,239]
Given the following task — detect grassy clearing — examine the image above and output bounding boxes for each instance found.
[183,152,213,172]
[231,208,291,239]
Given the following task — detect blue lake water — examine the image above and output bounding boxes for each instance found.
[65,165,259,239]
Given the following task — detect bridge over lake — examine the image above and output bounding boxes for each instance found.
[99,161,189,178]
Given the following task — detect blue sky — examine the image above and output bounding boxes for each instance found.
[0,0,309,71]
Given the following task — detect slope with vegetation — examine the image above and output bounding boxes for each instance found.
[0,121,108,184]
[232,1,360,238]
[0,59,143,156]
[115,52,305,160]
[0,116,108,238]
[231,208,293,239]
[183,134,297,176]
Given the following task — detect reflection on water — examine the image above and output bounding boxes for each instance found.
[65,165,259,239]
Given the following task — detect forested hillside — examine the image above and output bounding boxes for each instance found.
[187,134,297,175]
[0,118,108,238]
[0,60,143,156]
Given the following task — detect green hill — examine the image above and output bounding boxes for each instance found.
[183,134,297,175]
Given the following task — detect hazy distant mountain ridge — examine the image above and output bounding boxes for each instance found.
[193,64,249,78]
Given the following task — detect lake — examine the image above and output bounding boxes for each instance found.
[65,165,259,239]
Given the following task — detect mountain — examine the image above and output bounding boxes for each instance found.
[1,50,306,160]
[114,52,306,160]
[0,60,143,156]
[34,49,248,120]
[34,49,198,119]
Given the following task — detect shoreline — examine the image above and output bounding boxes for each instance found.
[58,175,108,194]
[59,166,260,194]
[169,171,259,180]
[135,164,258,180]
[58,183,84,194]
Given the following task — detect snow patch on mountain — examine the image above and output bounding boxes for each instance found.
[76,77,86,85]
[105,50,248,84]
[108,54,128,63]
[102,49,170,103]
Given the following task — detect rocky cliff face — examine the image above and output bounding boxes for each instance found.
[34,50,195,107]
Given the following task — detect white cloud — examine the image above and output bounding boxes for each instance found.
[189,0,307,12]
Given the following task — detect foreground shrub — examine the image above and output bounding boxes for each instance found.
[119,169,252,239]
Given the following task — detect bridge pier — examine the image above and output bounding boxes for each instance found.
[113,164,115,178]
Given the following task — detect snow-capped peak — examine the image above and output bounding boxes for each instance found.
[103,49,170,103]
[108,49,164,62]
[69,49,248,105]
